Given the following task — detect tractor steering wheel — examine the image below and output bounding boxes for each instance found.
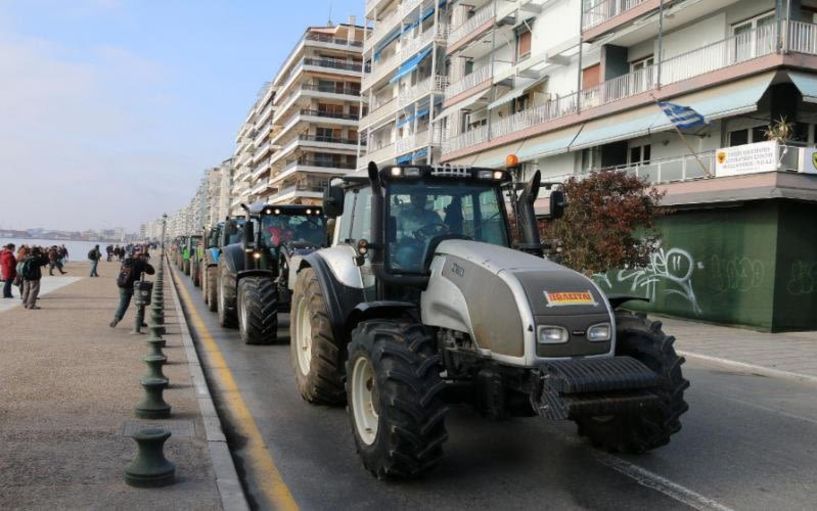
[413,222,450,241]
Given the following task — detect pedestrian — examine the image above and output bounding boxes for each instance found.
[1,243,17,299]
[47,245,67,276]
[21,247,48,309]
[61,244,69,263]
[88,244,102,277]
[110,252,155,328]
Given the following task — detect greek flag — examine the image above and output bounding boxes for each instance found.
[658,101,707,129]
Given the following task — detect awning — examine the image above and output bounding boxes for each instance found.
[470,142,526,168]
[788,71,817,103]
[396,153,413,164]
[374,28,401,61]
[517,126,584,161]
[486,76,547,110]
[396,113,416,128]
[569,71,775,150]
[414,147,429,159]
[434,89,489,120]
[390,47,433,84]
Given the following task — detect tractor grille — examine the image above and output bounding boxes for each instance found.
[539,356,658,394]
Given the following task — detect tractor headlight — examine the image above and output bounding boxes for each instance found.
[587,323,612,342]
[252,251,262,260]
[537,325,568,344]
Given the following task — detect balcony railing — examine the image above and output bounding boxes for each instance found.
[292,158,357,170]
[399,75,448,106]
[268,184,327,202]
[582,0,649,31]
[448,4,494,48]
[592,151,716,184]
[300,109,361,121]
[367,8,402,52]
[299,134,361,145]
[490,93,578,140]
[445,65,491,99]
[364,142,396,163]
[443,124,489,154]
[361,96,397,127]
[300,83,362,96]
[303,57,366,73]
[305,33,363,48]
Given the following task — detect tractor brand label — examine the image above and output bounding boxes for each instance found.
[544,290,596,307]
[450,262,465,278]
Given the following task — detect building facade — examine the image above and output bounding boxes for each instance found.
[358,0,449,169]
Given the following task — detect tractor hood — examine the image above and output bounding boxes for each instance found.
[423,240,614,366]
[433,240,609,316]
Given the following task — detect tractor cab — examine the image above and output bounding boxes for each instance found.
[242,204,326,272]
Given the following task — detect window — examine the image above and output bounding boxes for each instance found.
[728,129,749,146]
[386,183,508,273]
[349,187,373,242]
[516,28,532,61]
[580,147,602,172]
[629,144,651,165]
[513,93,531,113]
[464,58,475,76]
[629,56,655,92]
[732,12,775,61]
[260,214,326,249]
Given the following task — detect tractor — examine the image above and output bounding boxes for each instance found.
[289,162,689,479]
[201,218,245,312]
[217,203,327,344]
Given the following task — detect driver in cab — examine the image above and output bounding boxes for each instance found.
[392,192,443,272]
[397,192,442,235]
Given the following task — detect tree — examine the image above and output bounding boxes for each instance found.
[539,170,665,276]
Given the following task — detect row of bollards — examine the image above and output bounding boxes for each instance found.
[126,250,176,488]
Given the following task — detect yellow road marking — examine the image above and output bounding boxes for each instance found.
[174,270,299,511]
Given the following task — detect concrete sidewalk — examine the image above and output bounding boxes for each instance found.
[659,316,817,382]
[0,260,241,510]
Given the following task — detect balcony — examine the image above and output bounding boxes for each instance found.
[443,124,489,154]
[365,8,402,53]
[594,151,716,185]
[300,109,360,122]
[582,0,651,32]
[363,142,396,164]
[447,4,494,52]
[361,96,398,128]
[268,184,326,204]
[304,33,363,48]
[303,57,365,74]
[399,75,448,107]
[299,134,361,147]
[443,21,801,158]
[445,65,491,100]
[395,130,431,155]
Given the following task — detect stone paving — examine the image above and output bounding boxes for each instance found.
[660,316,817,380]
[0,260,225,510]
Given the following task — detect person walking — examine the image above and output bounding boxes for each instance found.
[110,252,155,328]
[106,245,113,262]
[21,247,47,309]
[88,245,102,277]
[1,243,17,299]
[47,246,67,276]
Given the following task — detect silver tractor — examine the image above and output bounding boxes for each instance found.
[290,162,689,479]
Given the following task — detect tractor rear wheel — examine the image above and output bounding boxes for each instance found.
[347,319,448,479]
[217,263,237,328]
[183,259,190,276]
[290,267,345,405]
[575,312,689,453]
[238,276,278,345]
[206,267,218,312]
[192,263,200,287]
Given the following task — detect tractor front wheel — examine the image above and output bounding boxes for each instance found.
[575,312,689,453]
[237,276,279,345]
[206,267,218,312]
[217,263,237,329]
[347,319,448,479]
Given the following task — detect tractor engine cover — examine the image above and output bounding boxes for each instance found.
[422,240,615,367]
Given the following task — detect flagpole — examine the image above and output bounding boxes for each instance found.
[650,93,712,178]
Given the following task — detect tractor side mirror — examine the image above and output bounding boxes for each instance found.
[549,189,565,220]
[323,181,345,218]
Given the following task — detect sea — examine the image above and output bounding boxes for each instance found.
[0,238,124,261]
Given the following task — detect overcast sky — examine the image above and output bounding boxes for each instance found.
[0,0,363,233]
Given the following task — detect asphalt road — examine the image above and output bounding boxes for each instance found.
[175,271,817,511]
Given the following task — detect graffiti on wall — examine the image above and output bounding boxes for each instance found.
[787,260,817,296]
[595,246,704,315]
[707,255,766,293]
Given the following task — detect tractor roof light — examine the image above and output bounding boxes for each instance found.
[505,153,520,169]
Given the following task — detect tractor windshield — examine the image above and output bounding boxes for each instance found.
[386,182,509,273]
[260,214,325,249]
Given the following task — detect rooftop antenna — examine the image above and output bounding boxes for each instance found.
[327,0,333,25]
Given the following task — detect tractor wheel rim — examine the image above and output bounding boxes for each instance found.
[295,297,312,375]
[351,356,378,446]
[239,294,248,336]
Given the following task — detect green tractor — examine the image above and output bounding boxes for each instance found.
[217,204,327,344]
[289,162,689,479]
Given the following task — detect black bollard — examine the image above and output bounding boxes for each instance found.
[124,427,175,487]
[143,354,168,381]
[147,335,166,357]
[135,377,171,419]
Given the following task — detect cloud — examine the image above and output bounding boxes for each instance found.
[0,28,192,232]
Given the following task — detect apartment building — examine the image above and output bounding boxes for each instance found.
[358,0,449,169]
[434,0,817,331]
[227,21,365,210]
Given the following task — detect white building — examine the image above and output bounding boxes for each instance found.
[359,0,449,169]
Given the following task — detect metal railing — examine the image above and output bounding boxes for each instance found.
[363,142,396,163]
[448,4,494,47]
[305,33,363,47]
[443,124,489,153]
[399,75,448,106]
[491,93,579,140]
[299,134,361,145]
[787,20,817,54]
[300,109,360,121]
[445,65,491,98]
[361,95,397,127]
[582,0,649,31]
[591,151,716,184]
[300,83,361,96]
[303,57,366,73]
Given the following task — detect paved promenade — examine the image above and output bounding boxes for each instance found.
[0,260,239,510]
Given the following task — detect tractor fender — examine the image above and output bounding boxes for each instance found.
[221,243,245,274]
[607,295,650,310]
[237,269,275,285]
[207,247,221,267]
[346,301,418,335]
[298,252,365,345]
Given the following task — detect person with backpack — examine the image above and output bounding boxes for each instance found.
[21,247,48,309]
[1,243,17,299]
[47,245,67,276]
[110,252,154,328]
[88,245,102,277]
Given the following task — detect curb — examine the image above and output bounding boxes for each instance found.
[166,258,250,511]
[678,350,817,385]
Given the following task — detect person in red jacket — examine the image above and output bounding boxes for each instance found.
[1,243,17,299]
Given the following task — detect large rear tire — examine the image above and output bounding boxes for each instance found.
[192,261,200,287]
[206,267,218,312]
[183,259,190,276]
[290,267,345,405]
[347,319,448,479]
[217,263,237,329]
[575,312,689,453]
[238,276,279,345]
